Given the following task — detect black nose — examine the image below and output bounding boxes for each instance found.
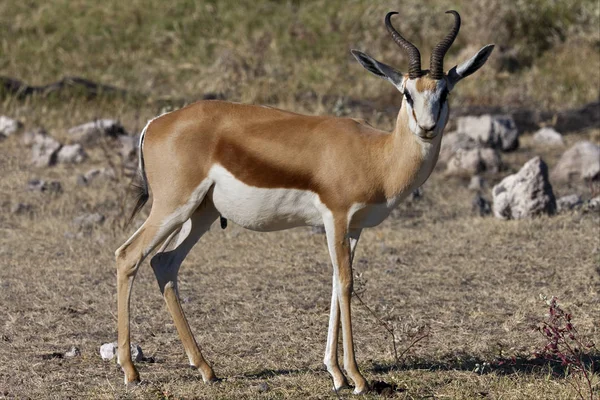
[418,123,436,132]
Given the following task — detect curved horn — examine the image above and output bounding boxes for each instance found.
[429,10,461,80]
[385,11,422,79]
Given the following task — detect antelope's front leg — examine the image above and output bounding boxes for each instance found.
[324,229,362,391]
[324,219,368,394]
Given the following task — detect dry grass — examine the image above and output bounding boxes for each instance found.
[0,98,599,399]
[1,1,600,398]
[0,0,598,109]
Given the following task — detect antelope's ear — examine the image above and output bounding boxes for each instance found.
[351,49,404,90]
[447,44,494,87]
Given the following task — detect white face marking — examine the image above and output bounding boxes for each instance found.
[402,78,450,139]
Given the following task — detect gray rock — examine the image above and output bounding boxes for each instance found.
[556,194,583,212]
[0,116,22,137]
[21,128,48,147]
[130,344,144,362]
[64,346,80,358]
[446,148,501,176]
[311,225,325,235]
[468,175,486,191]
[27,179,62,194]
[492,157,556,219]
[472,193,491,216]
[68,119,127,145]
[587,196,600,211]
[100,342,143,362]
[10,202,32,215]
[533,127,564,147]
[57,144,87,164]
[457,114,519,152]
[31,134,62,167]
[551,141,600,182]
[73,213,105,229]
[78,167,116,186]
[118,135,138,162]
[439,131,478,164]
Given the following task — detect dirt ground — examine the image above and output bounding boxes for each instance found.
[0,99,598,400]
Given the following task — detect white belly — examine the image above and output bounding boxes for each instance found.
[208,165,323,231]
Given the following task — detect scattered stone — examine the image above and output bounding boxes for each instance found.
[457,114,519,152]
[0,115,22,137]
[100,342,117,360]
[10,202,32,215]
[77,167,116,186]
[311,225,326,234]
[118,135,138,162]
[64,346,81,358]
[57,144,87,164]
[472,193,492,216]
[446,148,501,176]
[551,141,600,182]
[68,119,127,145]
[556,194,583,212]
[27,179,62,194]
[130,344,144,362]
[533,127,564,147]
[587,196,600,211]
[31,134,62,167]
[438,131,478,164]
[41,352,64,360]
[73,213,105,229]
[468,175,486,191]
[257,382,269,393]
[492,157,556,219]
[21,128,48,147]
[100,342,144,362]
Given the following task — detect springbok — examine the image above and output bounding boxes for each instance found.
[115,10,493,393]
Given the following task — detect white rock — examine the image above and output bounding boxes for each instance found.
[557,194,583,212]
[99,342,143,362]
[533,127,564,146]
[0,115,22,137]
[492,157,556,219]
[468,175,486,191]
[118,135,138,162]
[446,148,501,176]
[457,114,519,152]
[64,346,80,358]
[68,119,127,145]
[57,144,87,164]
[551,141,600,182]
[588,196,600,211]
[21,128,48,147]
[100,342,117,360]
[31,134,62,167]
[439,131,478,164]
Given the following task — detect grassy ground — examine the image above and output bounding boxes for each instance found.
[1,1,600,399]
[0,99,599,399]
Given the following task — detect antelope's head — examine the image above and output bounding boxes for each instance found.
[352,11,494,140]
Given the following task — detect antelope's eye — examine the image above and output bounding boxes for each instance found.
[404,92,413,105]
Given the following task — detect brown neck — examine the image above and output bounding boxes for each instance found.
[382,106,433,199]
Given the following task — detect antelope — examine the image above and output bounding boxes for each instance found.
[114,10,493,394]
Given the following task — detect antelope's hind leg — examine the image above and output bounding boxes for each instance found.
[115,207,194,384]
[150,205,220,383]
